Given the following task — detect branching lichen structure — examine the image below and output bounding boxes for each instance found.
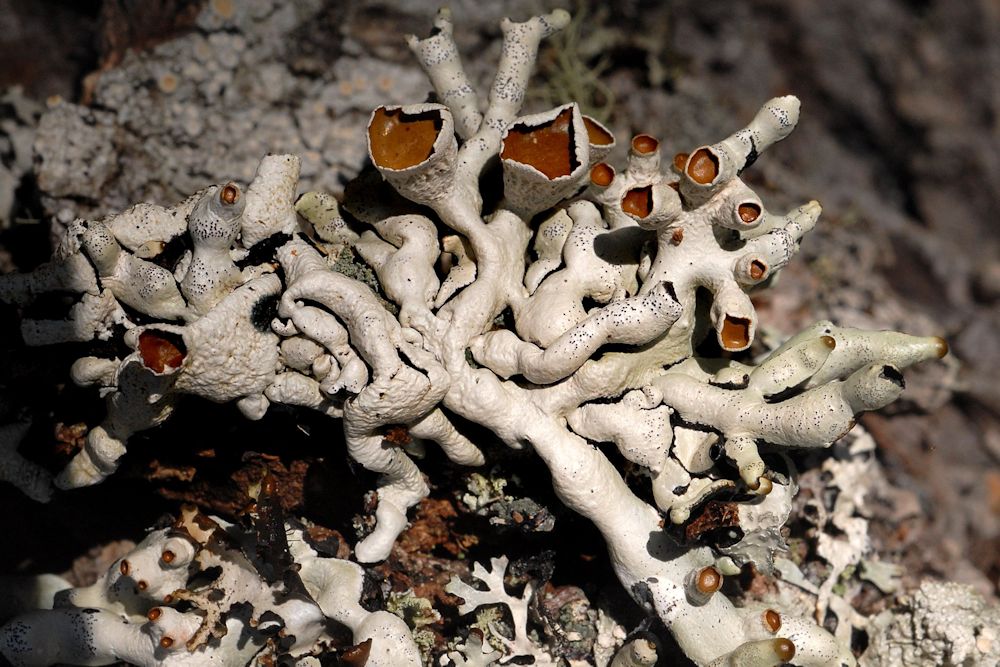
[0,501,418,666]
[0,8,952,667]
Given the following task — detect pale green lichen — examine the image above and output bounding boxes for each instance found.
[472,606,508,654]
[387,589,441,661]
[462,471,509,511]
[330,245,398,315]
[532,2,615,122]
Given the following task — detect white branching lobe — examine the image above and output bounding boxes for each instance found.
[0,8,948,667]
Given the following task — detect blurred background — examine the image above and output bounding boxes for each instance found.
[0,0,997,660]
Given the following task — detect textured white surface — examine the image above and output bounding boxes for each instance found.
[0,7,956,666]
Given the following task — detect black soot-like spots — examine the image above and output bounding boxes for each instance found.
[251,294,280,332]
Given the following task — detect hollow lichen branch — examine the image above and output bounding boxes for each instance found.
[0,8,952,667]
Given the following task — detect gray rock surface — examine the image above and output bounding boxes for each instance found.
[865,581,1000,666]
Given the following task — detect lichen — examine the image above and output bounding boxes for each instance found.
[0,6,956,667]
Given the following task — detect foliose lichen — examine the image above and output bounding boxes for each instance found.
[0,7,961,667]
